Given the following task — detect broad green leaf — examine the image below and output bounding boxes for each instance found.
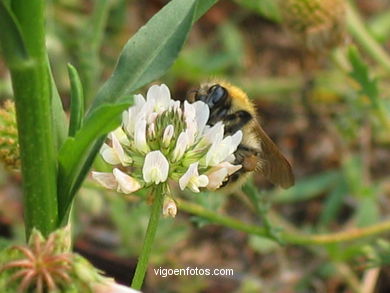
[88,0,198,113]
[47,58,68,151]
[57,102,130,219]
[67,64,84,137]
[0,1,29,67]
[270,170,340,203]
[194,0,218,21]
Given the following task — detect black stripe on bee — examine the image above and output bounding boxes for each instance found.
[195,84,253,132]
[223,110,252,135]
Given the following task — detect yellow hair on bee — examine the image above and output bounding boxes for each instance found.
[212,80,257,116]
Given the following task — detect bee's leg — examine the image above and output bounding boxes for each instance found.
[221,168,246,187]
[223,110,252,135]
[221,144,261,187]
[235,144,261,171]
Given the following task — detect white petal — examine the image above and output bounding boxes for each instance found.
[148,123,156,138]
[147,84,171,113]
[92,171,117,190]
[113,168,142,194]
[163,124,174,146]
[184,101,198,144]
[172,132,189,162]
[184,101,196,121]
[142,151,169,184]
[112,127,130,146]
[205,136,232,166]
[147,112,158,124]
[206,168,228,191]
[179,162,198,190]
[197,174,209,187]
[230,131,243,153]
[134,94,146,106]
[100,143,120,165]
[193,101,210,135]
[169,100,181,112]
[217,161,242,175]
[134,118,149,153]
[179,162,209,192]
[123,95,145,135]
[110,132,131,166]
[185,127,196,146]
[202,122,224,145]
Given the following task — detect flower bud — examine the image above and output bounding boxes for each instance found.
[163,197,177,218]
[162,124,174,147]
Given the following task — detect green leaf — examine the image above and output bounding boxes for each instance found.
[318,179,348,228]
[348,46,390,128]
[270,170,340,203]
[194,0,218,21]
[47,58,68,151]
[348,46,379,100]
[0,1,29,67]
[88,0,198,113]
[67,64,84,137]
[57,102,131,219]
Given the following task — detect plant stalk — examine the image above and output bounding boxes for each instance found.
[9,0,58,237]
[177,199,390,246]
[131,186,165,289]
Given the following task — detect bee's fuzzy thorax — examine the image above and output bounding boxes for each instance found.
[210,79,257,116]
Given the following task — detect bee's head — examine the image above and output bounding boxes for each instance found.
[189,84,230,108]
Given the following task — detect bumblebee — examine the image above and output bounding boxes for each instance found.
[188,80,294,189]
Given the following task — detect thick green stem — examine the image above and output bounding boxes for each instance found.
[177,199,390,246]
[346,1,390,74]
[131,186,165,290]
[9,0,58,237]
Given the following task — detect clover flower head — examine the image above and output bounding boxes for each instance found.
[0,229,72,293]
[92,84,243,216]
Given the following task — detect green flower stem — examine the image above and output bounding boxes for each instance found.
[9,0,58,237]
[131,185,165,290]
[346,1,390,73]
[177,199,390,246]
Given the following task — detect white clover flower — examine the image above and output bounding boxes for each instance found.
[179,162,209,192]
[92,84,243,214]
[100,132,132,166]
[91,169,141,194]
[206,162,242,190]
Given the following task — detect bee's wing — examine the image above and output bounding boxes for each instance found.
[254,122,294,189]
